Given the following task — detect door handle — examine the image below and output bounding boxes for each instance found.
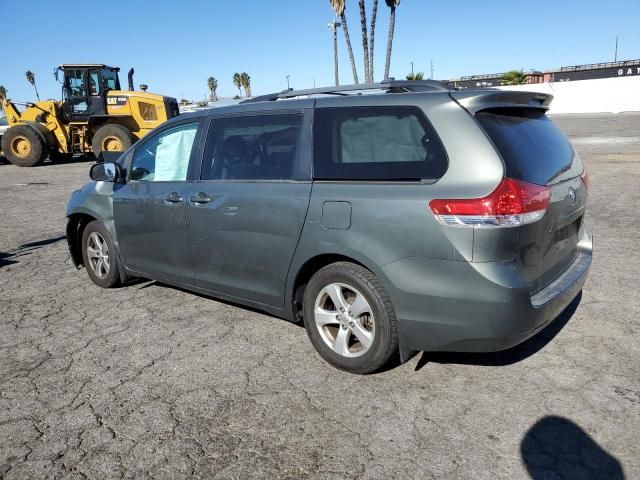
[164,192,184,204]
[190,192,212,204]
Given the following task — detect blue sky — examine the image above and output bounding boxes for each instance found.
[2,0,639,101]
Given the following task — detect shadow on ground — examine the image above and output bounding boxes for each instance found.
[521,416,625,479]
[133,281,583,374]
[135,280,305,326]
[0,154,95,167]
[0,234,66,268]
[414,292,582,370]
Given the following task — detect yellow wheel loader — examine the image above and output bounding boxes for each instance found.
[1,64,179,167]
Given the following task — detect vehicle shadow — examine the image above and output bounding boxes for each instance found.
[0,234,66,268]
[521,416,625,479]
[136,280,305,327]
[0,154,95,167]
[414,292,582,370]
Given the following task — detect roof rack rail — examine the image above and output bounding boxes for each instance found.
[241,88,294,103]
[240,79,450,104]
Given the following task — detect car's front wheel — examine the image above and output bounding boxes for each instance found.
[81,221,121,288]
[303,262,398,374]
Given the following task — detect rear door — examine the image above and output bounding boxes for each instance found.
[114,119,203,285]
[475,107,587,292]
[187,110,313,307]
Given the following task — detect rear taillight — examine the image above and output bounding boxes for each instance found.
[580,169,589,190]
[429,178,551,228]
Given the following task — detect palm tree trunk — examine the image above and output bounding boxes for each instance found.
[369,0,378,82]
[384,6,396,81]
[359,0,370,83]
[341,13,359,85]
[333,26,340,86]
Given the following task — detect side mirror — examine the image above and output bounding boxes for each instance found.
[90,162,123,183]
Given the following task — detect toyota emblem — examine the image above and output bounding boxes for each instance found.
[568,187,577,204]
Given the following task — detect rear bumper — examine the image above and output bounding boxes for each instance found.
[384,226,593,359]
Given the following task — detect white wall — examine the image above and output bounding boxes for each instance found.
[497,76,640,114]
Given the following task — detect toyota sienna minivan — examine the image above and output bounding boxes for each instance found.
[66,80,592,374]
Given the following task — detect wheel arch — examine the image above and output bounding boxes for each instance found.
[66,212,98,268]
[20,121,57,150]
[289,253,377,324]
[66,208,128,284]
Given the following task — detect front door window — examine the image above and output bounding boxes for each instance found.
[130,122,199,182]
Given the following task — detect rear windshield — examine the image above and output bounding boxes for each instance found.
[476,109,583,186]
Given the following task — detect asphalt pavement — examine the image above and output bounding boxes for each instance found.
[0,113,638,479]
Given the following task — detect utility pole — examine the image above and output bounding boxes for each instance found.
[286,75,290,90]
[410,61,414,76]
[430,60,434,80]
[614,35,619,62]
[328,19,342,86]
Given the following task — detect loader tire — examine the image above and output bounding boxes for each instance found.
[92,125,133,158]
[1,125,47,167]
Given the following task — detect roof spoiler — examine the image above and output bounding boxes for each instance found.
[450,89,553,114]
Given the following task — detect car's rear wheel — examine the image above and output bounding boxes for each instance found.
[303,262,398,374]
[81,221,121,288]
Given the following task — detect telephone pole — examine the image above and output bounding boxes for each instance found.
[410,61,414,76]
[328,19,342,86]
[614,35,619,62]
[430,60,434,80]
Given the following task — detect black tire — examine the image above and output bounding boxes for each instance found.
[303,262,398,374]
[0,125,47,167]
[81,221,121,288]
[91,124,133,158]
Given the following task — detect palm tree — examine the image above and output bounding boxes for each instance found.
[25,70,40,101]
[358,0,371,83]
[207,77,219,101]
[0,85,7,113]
[240,72,252,98]
[233,73,242,98]
[384,0,401,80]
[502,70,529,85]
[330,0,359,84]
[406,71,424,81]
[369,0,379,82]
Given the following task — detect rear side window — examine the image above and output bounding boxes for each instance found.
[201,113,304,180]
[313,106,448,181]
[476,109,583,186]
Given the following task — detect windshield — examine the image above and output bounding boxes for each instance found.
[0,117,7,126]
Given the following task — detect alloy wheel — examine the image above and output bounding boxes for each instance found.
[314,283,375,358]
[86,232,110,279]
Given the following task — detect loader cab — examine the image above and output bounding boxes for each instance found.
[58,64,121,121]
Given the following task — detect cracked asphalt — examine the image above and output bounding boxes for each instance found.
[1,113,639,479]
